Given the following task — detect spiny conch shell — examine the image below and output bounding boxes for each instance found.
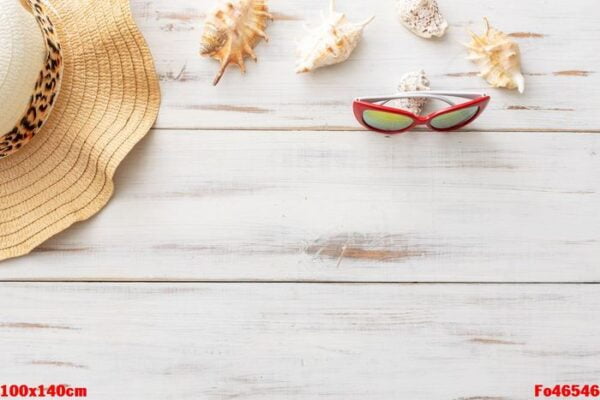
[200,0,273,85]
[295,0,374,73]
[388,70,431,115]
[465,18,525,93]
[397,0,448,39]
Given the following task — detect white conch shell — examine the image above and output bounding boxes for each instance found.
[397,0,448,39]
[388,70,431,115]
[296,0,374,73]
[200,0,273,85]
[465,18,525,93]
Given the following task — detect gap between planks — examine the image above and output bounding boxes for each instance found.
[153,127,600,133]
[0,280,600,284]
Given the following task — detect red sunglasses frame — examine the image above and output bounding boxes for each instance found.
[353,92,490,134]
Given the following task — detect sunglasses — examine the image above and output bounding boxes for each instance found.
[353,91,490,134]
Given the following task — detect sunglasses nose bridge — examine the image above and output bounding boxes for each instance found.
[413,115,428,124]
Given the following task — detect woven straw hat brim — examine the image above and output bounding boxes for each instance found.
[0,0,160,260]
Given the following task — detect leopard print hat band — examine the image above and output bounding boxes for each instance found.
[0,0,63,159]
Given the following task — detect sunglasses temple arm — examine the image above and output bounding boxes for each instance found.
[357,91,486,104]
[360,93,457,106]
[420,91,485,99]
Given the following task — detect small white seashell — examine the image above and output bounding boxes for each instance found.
[388,70,431,115]
[465,18,525,93]
[397,0,448,39]
[295,0,374,73]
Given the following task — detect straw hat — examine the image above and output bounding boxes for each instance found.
[0,0,160,260]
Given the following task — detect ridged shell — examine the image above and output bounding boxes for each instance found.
[200,0,272,85]
[466,18,525,93]
[397,0,448,39]
[388,70,431,115]
[296,0,374,73]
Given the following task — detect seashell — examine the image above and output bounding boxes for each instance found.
[465,18,525,93]
[200,0,273,85]
[388,70,431,115]
[296,0,374,73]
[397,0,448,39]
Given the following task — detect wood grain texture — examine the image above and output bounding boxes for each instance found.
[131,0,600,131]
[1,283,599,399]
[1,130,598,281]
[2,1,598,391]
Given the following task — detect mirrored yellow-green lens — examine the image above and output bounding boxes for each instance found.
[430,106,479,130]
[362,109,414,132]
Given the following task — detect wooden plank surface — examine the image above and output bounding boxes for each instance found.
[2,0,599,395]
[131,0,600,131]
[1,283,599,399]
[1,130,598,281]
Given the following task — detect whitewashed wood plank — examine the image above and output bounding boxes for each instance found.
[1,130,598,281]
[131,0,600,131]
[1,283,599,399]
